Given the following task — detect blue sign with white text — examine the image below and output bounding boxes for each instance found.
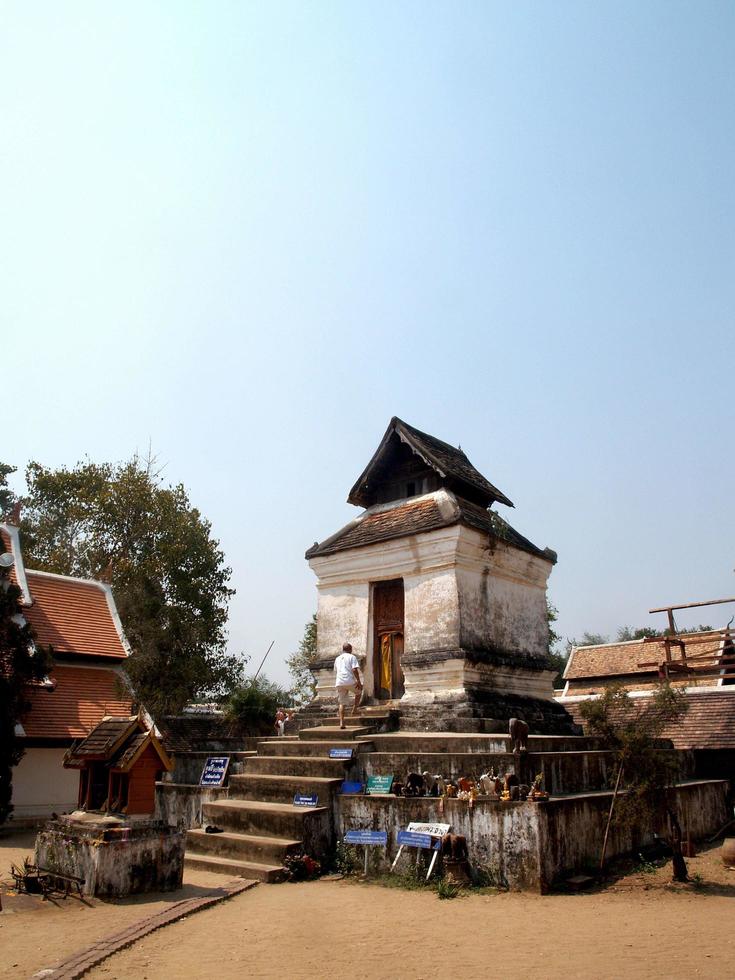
[200,756,230,787]
[293,793,319,807]
[329,747,354,759]
[345,830,388,846]
[397,830,433,849]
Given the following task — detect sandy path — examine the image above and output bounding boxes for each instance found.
[0,833,236,979]
[87,874,735,980]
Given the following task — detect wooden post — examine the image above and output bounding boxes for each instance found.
[600,763,624,873]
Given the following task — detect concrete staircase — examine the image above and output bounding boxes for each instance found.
[184,711,391,882]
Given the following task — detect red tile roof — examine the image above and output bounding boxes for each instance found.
[565,636,728,681]
[21,664,134,740]
[24,571,128,659]
[562,690,735,751]
[1,524,129,659]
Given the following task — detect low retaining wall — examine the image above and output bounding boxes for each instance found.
[155,783,229,829]
[35,818,185,897]
[336,779,729,891]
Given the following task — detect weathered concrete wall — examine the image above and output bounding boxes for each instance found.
[155,782,228,829]
[358,749,615,795]
[164,750,255,785]
[537,779,729,890]
[308,499,557,715]
[336,795,543,890]
[455,529,552,659]
[35,819,185,897]
[11,747,78,819]
[335,779,729,891]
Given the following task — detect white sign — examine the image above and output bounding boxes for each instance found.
[407,822,450,837]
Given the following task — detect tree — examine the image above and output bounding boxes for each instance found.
[546,601,568,688]
[0,563,52,823]
[0,462,16,517]
[226,675,293,735]
[617,624,712,641]
[19,456,241,716]
[580,683,690,881]
[287,614,317,704]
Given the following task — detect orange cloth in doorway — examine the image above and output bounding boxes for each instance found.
[380,633,392,692]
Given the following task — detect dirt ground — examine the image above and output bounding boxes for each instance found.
[2,831,735,980]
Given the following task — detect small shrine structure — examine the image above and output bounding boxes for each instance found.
[64,715,173,816]
[305,417,574,732]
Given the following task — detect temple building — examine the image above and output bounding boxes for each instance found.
[305,417,575,732]
[1,522,133,821]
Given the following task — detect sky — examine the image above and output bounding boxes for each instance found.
[2,2,733,686]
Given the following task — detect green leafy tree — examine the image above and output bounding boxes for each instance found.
[19,456,240,716]
[225,675,292,735]
[580,683,690,880]
[0,565,52,823]
[617,624,712,641]
[546,601,568,688]
[0,463,16,517]
[287,614,317,705]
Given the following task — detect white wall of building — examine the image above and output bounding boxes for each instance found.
[12,747,78,819]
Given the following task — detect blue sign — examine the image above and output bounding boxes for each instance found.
[340,781,364,795]
[329,747,354,759]
[293,793,319,807]
[200,756,230,787]
[345,830,388,846]
[397,830,433,849]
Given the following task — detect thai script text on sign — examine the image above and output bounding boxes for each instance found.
[199,756,230,787]
[329,747,353,759]
[397,830,433,849]
[293,793,319,807]
[344,830,388,846]
[366,775,394,794]
[407,821,450,837]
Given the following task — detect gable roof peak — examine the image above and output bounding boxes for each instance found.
[347,416,514,510]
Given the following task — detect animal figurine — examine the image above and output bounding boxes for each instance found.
[478,773,497,796]
[403,772,426,797]
[518,784,530,801]
[509,717,529,752]
[422,772,442,797]
[445,780,458,798]
[441,833,469,862]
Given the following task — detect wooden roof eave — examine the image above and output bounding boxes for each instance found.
[62,716,140,768]
[112,729,174,773]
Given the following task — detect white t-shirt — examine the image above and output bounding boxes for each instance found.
[334,652,359,687]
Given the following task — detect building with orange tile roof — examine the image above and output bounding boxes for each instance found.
[1,522,133,821]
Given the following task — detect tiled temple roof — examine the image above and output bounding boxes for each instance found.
[306,489,552,560]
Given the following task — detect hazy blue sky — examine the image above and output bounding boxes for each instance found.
[2,2,733,685]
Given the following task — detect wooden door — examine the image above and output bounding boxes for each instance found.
[373,580,404,700]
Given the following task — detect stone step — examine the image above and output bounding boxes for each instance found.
[186,828,301,864]
[257,739,374,758]
[321,715,391,727]
[184,852,285,883]
[203,799,328,839]
[363,733,601,753]
[229,773,343,804]
[299,726,375,741]
[243,755,353,778]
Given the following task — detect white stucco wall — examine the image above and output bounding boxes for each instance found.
[455,528,552,657]
[308,509,554,702]
[12,747,78,818]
